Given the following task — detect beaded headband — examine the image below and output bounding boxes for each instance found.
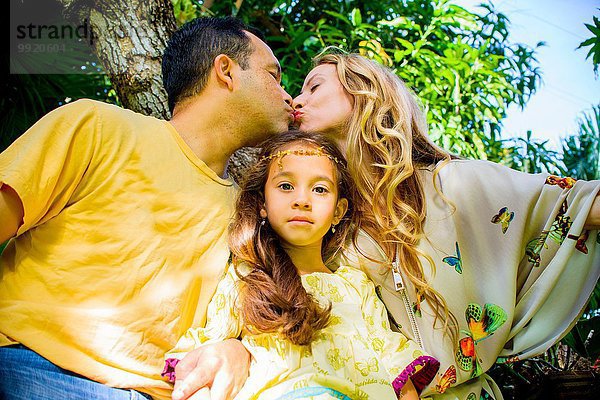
[259,147,342,168]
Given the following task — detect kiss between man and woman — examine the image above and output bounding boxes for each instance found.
[0,16,599,400]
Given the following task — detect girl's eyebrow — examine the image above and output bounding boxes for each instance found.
[270,171,335,186]
[311,175,335,185]
[270,171,294,181]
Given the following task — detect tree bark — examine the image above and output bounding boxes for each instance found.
[59,0,176,119]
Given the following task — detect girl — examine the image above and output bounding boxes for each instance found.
[163,131,440,400]
[290,49,600,399]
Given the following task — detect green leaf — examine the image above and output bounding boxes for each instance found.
[350,8,362,27]
[323,10,351,25]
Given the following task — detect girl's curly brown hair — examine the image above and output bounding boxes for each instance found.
[228,130,359,346]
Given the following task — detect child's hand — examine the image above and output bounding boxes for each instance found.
[399,379,419,400]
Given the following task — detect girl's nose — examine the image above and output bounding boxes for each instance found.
[293,197,311,210]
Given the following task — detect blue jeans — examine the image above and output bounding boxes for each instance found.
[0,345,152,400]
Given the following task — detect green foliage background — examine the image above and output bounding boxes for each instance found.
[177,0,545,161]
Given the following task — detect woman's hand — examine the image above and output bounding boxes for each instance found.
[172,339,250,400]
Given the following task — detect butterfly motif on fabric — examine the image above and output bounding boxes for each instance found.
[525,199,580,267]
[491,207,514,234]
[455,303,508,378]
[545,175,576,189]
[355,357,379,376]
[327,348,349,370]
[467,392,492,400]
[567,230,590,254]
[548,200,572,245]
[442,241,462,274]
[412,290,425,318]
[525,231,549,268]
[435,365,457,394]
[496,355,520,364]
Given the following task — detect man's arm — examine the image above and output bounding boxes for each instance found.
[0,184,24,243]
[172,339,250,400]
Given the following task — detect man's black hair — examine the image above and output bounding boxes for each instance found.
[162,17,264,113]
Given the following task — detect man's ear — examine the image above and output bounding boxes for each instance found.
[214,54,236,90]
[332,198,348,225]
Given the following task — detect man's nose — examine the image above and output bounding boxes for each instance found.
[282,89,293,107]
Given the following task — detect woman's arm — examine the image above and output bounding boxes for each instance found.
[584,193,600,230]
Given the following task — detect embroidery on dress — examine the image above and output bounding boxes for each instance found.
[456,303,508,378]
[442,242,463,274]
[355,357,379,376]
[491,207,514,234]
[327,348,350,370]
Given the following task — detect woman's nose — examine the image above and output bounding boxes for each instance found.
[292,95,304,110]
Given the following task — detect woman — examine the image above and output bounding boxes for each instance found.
[291,49,600,399]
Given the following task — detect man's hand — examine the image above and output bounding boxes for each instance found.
[172,339,251,400]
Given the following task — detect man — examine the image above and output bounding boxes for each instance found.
[0,16,292,400]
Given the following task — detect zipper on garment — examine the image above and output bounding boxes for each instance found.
[392,257,424,348]
[359,232,424,348]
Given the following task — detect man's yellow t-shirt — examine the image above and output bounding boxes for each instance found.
[0,99,237,399]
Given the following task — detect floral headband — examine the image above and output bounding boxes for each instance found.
[259,147,342,168]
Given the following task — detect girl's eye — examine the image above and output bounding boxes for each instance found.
[310,84,320,92]
[313,186,329,194]
[279,183,293,191]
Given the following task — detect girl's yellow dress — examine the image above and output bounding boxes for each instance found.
[165,265,439,400]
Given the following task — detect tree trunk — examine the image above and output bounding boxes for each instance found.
[59,0,176,119]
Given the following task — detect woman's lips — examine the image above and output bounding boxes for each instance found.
[292,110,303,122]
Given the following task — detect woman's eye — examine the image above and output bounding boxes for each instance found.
[279,183,293,191]
[310,84,320,92]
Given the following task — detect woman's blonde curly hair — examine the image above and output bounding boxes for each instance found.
[314,49,458,338]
